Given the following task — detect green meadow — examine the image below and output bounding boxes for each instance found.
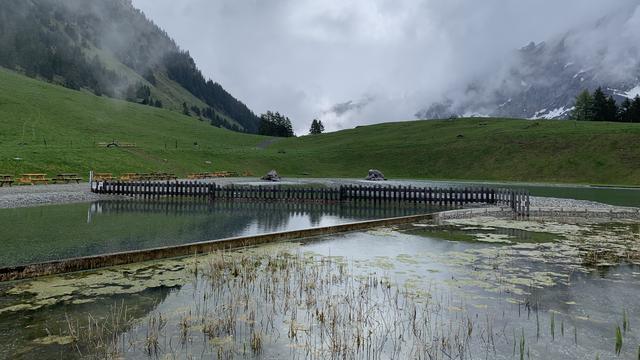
[1,67,639,185]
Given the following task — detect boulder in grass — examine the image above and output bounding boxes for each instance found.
[365,169,386,181]
[262,170,280,182]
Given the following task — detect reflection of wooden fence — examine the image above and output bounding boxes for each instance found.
[90,181,530,217]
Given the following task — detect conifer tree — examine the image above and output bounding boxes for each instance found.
[572,90,594,121]
[591,87,608,121]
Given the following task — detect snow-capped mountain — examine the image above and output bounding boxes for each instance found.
[417,6,640,120]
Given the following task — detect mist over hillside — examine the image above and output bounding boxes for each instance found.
[133,0,639,132]
[0,0,260,132]
[417,5,640,120]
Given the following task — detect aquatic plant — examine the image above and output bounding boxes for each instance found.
[616,325,623,355]
[623,309,629,333]
[250,330,262,354]
[519,329,526,360]
[64,301,136,359]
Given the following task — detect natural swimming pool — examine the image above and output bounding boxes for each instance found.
[0,200,446,267]
[1,216,638,359]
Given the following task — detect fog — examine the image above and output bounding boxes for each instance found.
[132,0,639,133]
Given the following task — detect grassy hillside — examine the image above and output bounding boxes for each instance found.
[1,68,639,185]
[271,120,640,185]
[0,68,266,176]
[0,0,258,132]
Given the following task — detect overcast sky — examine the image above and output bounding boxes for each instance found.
[132,0,637,133]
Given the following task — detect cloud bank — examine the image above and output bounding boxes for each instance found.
[131,0,638,133]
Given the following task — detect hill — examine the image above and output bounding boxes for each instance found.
[1,67,639,185]
[0,0,260,132]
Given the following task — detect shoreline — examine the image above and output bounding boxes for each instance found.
[0,178,637,211]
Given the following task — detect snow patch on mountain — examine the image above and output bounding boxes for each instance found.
[622,85,640,99]
[531,106,574,120]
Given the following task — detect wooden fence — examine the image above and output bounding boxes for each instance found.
[90,181,530,217]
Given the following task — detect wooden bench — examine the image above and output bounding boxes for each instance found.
[19,174,49,185]
[53,173,83,184]
[93,173,114,181]
[0,174,14,187]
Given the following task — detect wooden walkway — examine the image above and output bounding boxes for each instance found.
[90,181,530,217]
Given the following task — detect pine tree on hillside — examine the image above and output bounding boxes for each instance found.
[631,96,640,123]
[591,87,609,121]
[619,98,633,122]
[259,111,295,137]
[309,119,325,134]
[572,90,594,121]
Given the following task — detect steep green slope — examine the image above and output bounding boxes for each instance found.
[1,68,639,185]
[0,0,258,132]
[0,67,266,176]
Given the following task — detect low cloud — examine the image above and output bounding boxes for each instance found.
[132,0,638,133]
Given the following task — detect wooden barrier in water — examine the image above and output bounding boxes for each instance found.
[90,181,530,217]
[0,213,438,282]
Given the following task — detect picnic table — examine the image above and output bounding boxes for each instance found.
[188,171,236,179]
[119,172,178,181]
[19,174,49,185]
[93,173,114,181]
[188,173,208,179]
[0,174,14,187]
[53,173,83,184]
[120,173,141,181]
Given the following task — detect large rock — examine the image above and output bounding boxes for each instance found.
[365,169,386,181]
[261,170,280,182]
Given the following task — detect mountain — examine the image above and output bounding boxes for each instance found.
[0,0,260,133]
[417,6,640,120]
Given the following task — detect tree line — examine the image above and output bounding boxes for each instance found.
[163,51,261,133]
[179,102,243,132]
[259,111,294,137]
[572,87,640,122]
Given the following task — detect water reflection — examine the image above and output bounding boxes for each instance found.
[0,199,447,267]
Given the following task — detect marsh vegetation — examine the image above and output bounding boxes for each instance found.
[0,217,639,359]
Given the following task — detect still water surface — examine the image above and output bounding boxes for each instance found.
[0,200,445,267]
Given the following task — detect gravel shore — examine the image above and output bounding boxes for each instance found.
[0,183,118,209]
[0,178,635,211]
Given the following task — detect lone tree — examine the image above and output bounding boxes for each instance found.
[309,119,325,134]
